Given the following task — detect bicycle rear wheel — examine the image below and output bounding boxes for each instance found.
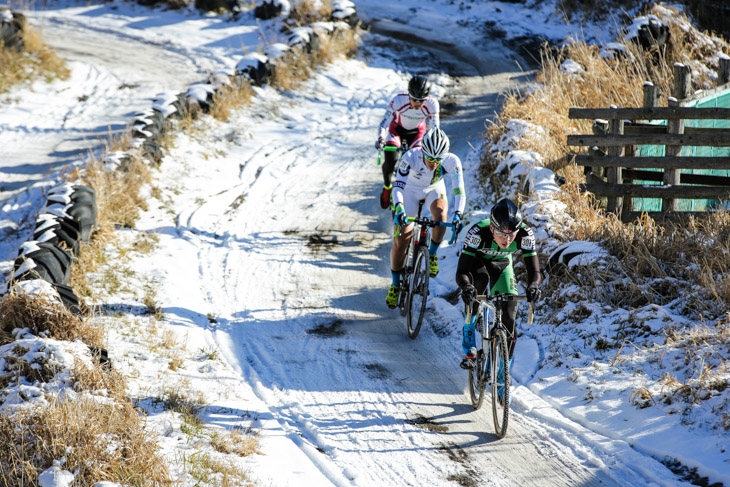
[406,247,429,339]
[468,348,487,409]
[491,329,511,438]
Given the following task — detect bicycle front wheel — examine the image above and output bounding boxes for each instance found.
[468,348,487,409]
[491,329,511,438]
[406,247,429,339]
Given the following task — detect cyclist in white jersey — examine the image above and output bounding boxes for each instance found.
[386,128,466,309]
[375,75,440,209]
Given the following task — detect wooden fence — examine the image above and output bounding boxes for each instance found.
[567,61,730,222]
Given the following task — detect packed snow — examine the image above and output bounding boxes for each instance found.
[1,1,728,486]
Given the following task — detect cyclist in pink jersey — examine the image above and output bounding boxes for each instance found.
[375,75,440,209]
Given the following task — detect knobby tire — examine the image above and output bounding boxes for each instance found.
[468,348,487,409]
[407,247,429,339]
[491,329,510,438]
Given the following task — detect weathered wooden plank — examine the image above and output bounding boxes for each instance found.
[581,182,730,199]
[567,132,730,147]
[622,169,730,186]
[569,107,730,120]
[622,125,730,135]
[574,155,730,169]
[620,211,715,223]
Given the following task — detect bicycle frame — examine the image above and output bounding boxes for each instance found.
[396,206,456,338]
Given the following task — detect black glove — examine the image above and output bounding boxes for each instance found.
[375,137,385,151]
[526,285,542,303]
[461,284,477,305]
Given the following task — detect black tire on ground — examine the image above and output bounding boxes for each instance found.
[491,330,511,438]
[406,247,429,339]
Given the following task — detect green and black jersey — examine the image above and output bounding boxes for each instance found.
[456,218,541,296]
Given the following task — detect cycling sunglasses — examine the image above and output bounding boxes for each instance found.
[424,155,444,164]
[409,96,427,102]
[493,228,517,237]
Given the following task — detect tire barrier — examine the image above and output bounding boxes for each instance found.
[186,82,217,113]
[254,0,290,20]
[546,241,608,276]
[13,241,73,286]
[287,26,318,53]
[625,15,670,50]
[43,183,97,242]
[236,53,272,86]
[34,213,82,256]
[0,7,25,53]
[332,0,357,27]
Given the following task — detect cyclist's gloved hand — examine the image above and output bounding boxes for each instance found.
[375,137,385,151]
[461,284,477,305]
[526,284,542,303]
[393,204,407,227]
[452,211,463,235]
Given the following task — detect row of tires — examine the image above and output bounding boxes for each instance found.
[10,184,97,315]
[128,20,356,164]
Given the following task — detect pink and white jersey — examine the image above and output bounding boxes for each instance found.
[378,93,440,138]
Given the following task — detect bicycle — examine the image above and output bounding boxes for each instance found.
[396,201,458,339]
[464,293,533,438]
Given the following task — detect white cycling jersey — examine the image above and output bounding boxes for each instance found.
[378,93,440,138]
[391,147,466,217]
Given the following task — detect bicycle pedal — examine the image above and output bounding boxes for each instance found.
[459,357,475,370]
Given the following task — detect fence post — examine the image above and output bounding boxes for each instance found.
[663,63,690,213]
[607,112,624,214]
[719,54,730,86]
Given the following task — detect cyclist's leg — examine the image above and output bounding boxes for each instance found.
[380,132,402,209]
[387,189,420,305]
[400,126,424,150]
[428,191,448,246]
[461,267,489,359]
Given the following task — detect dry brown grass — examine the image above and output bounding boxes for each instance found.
[210,79,255,121]
[482,4,730,309]
[272,25,360,91]
[287,0,332,26]
[73,357,128,401]
[0,23,69,94]
[0,397,170,486]
[210,425,261,458]
[0,293,104,348]
[68,153,152,297]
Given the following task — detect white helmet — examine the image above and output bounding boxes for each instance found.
[421,128,450,159]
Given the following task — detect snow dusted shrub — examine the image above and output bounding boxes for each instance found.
[0,293,103,347]
[0,396,171,485]
[210,77,254,121]
[0,8,68,94]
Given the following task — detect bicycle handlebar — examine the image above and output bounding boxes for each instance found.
[466,294,534,325]
[404,217,459,245]
[377,145,406,165]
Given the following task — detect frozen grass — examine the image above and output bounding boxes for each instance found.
[0,20,69,94]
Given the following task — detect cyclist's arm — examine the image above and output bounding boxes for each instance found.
[426,97,440,130]
[391,163,408,209]
[378,100,396,139]
[518,227,542,287]
[456,251,483,289]
[455,223,484,288]
[447,155,466,214]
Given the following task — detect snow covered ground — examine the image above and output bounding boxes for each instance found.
[1,1,728,486]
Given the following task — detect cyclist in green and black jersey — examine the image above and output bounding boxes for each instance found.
[455,198,542,369]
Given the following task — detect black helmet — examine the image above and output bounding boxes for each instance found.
[490,198,522,234]
[408,75,431,100]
